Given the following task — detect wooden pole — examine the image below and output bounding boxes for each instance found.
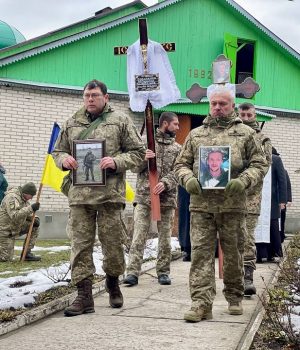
[20,182,43,262]
[139,18,161,221]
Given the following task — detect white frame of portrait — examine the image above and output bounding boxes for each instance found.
[198,146,231,190]
[72,139,106,186]
[212,59,231,84]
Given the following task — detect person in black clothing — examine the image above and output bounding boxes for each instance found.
[178,185,191,261]
[256,147,287,262]
[280,170,292,243]
[0,163,8,203]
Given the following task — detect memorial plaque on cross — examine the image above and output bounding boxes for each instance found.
[137,19,161,221]
[115,19,163,221]
[186,54,260,103]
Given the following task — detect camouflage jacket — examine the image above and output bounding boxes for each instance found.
[133,129,181,208]
[174,114,269,213]
[84,152,96,167]
[0,187,34,236]
[52,104,145,205]
[244,120,272,214]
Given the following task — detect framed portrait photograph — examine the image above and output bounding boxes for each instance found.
[72,139,106,186]
[198,146,231,189]
[212,59,231,84]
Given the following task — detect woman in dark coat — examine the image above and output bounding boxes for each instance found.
[256,147,287,262]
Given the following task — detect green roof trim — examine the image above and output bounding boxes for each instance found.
[155,102,209,116]
[155,101,275,122]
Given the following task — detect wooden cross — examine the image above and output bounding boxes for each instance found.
[115,18,171,221]
[186,54,260,102]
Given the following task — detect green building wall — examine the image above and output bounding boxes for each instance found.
[0,0,299,111]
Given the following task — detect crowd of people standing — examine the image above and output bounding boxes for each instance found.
[0,79,293,324]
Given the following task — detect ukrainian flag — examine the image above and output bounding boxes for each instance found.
[40,122,135,200]
[41,122,68,192]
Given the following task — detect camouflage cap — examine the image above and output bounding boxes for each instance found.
[21,182,37,196]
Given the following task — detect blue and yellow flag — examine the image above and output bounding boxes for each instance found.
[40,122,135,200]
[41,122,69,192]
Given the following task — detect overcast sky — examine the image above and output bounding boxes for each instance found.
[1,0,299,53]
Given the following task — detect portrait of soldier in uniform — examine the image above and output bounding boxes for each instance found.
[72,140,105,186]
[83,148,96,181]
[199,147,230,189]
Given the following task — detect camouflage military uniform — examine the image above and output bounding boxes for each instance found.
[126,129,181,278]
[0,187,39,261]
[52,104,145,285]
[244,120,272,269]
[175,114,269,308]
[83,150,96,181]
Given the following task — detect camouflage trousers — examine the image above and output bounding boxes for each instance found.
[244,214,259,270]
[69,203,127,285]
[189,211,245,308]
[0,222,39,262]
[126,204,174,277]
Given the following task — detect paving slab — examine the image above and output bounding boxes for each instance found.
[0,257,279,350]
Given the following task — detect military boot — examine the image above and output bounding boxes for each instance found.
[244,266,256,296]
[24,251,41,261]
[105,274,123,308]
[184,305,213,322]
[228,301,243,315]
[64,279,95,317]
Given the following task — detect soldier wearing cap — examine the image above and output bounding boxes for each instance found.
[0,182,41,262]
[175,85,269,322]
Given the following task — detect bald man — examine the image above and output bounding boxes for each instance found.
[175,87,269,322]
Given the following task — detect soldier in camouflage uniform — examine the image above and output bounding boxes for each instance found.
[52,80,145,317]
[124,112,181,286]
[0,182,41,262]
[238,102,272,296]
[174,86,269,322]
[83,148,96,181]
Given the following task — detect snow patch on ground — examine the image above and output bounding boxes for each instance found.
[0,238,180,310]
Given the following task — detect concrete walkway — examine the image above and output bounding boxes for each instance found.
[0,257,279,350]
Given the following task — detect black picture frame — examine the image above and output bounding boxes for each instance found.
[72,139,106,186]
[198,146,231,189]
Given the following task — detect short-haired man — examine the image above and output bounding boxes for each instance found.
[175,86,269,322]
[124,112,181,286]
[0,182,41,262]
[201,150,228,188]
[53,79,145,316]
[238,102,272,296]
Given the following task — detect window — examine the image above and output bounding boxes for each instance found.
[223,33,255,85]
[236,40,255,84]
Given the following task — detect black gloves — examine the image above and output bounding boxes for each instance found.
[33,217,40,228]
[31,202,40,212]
